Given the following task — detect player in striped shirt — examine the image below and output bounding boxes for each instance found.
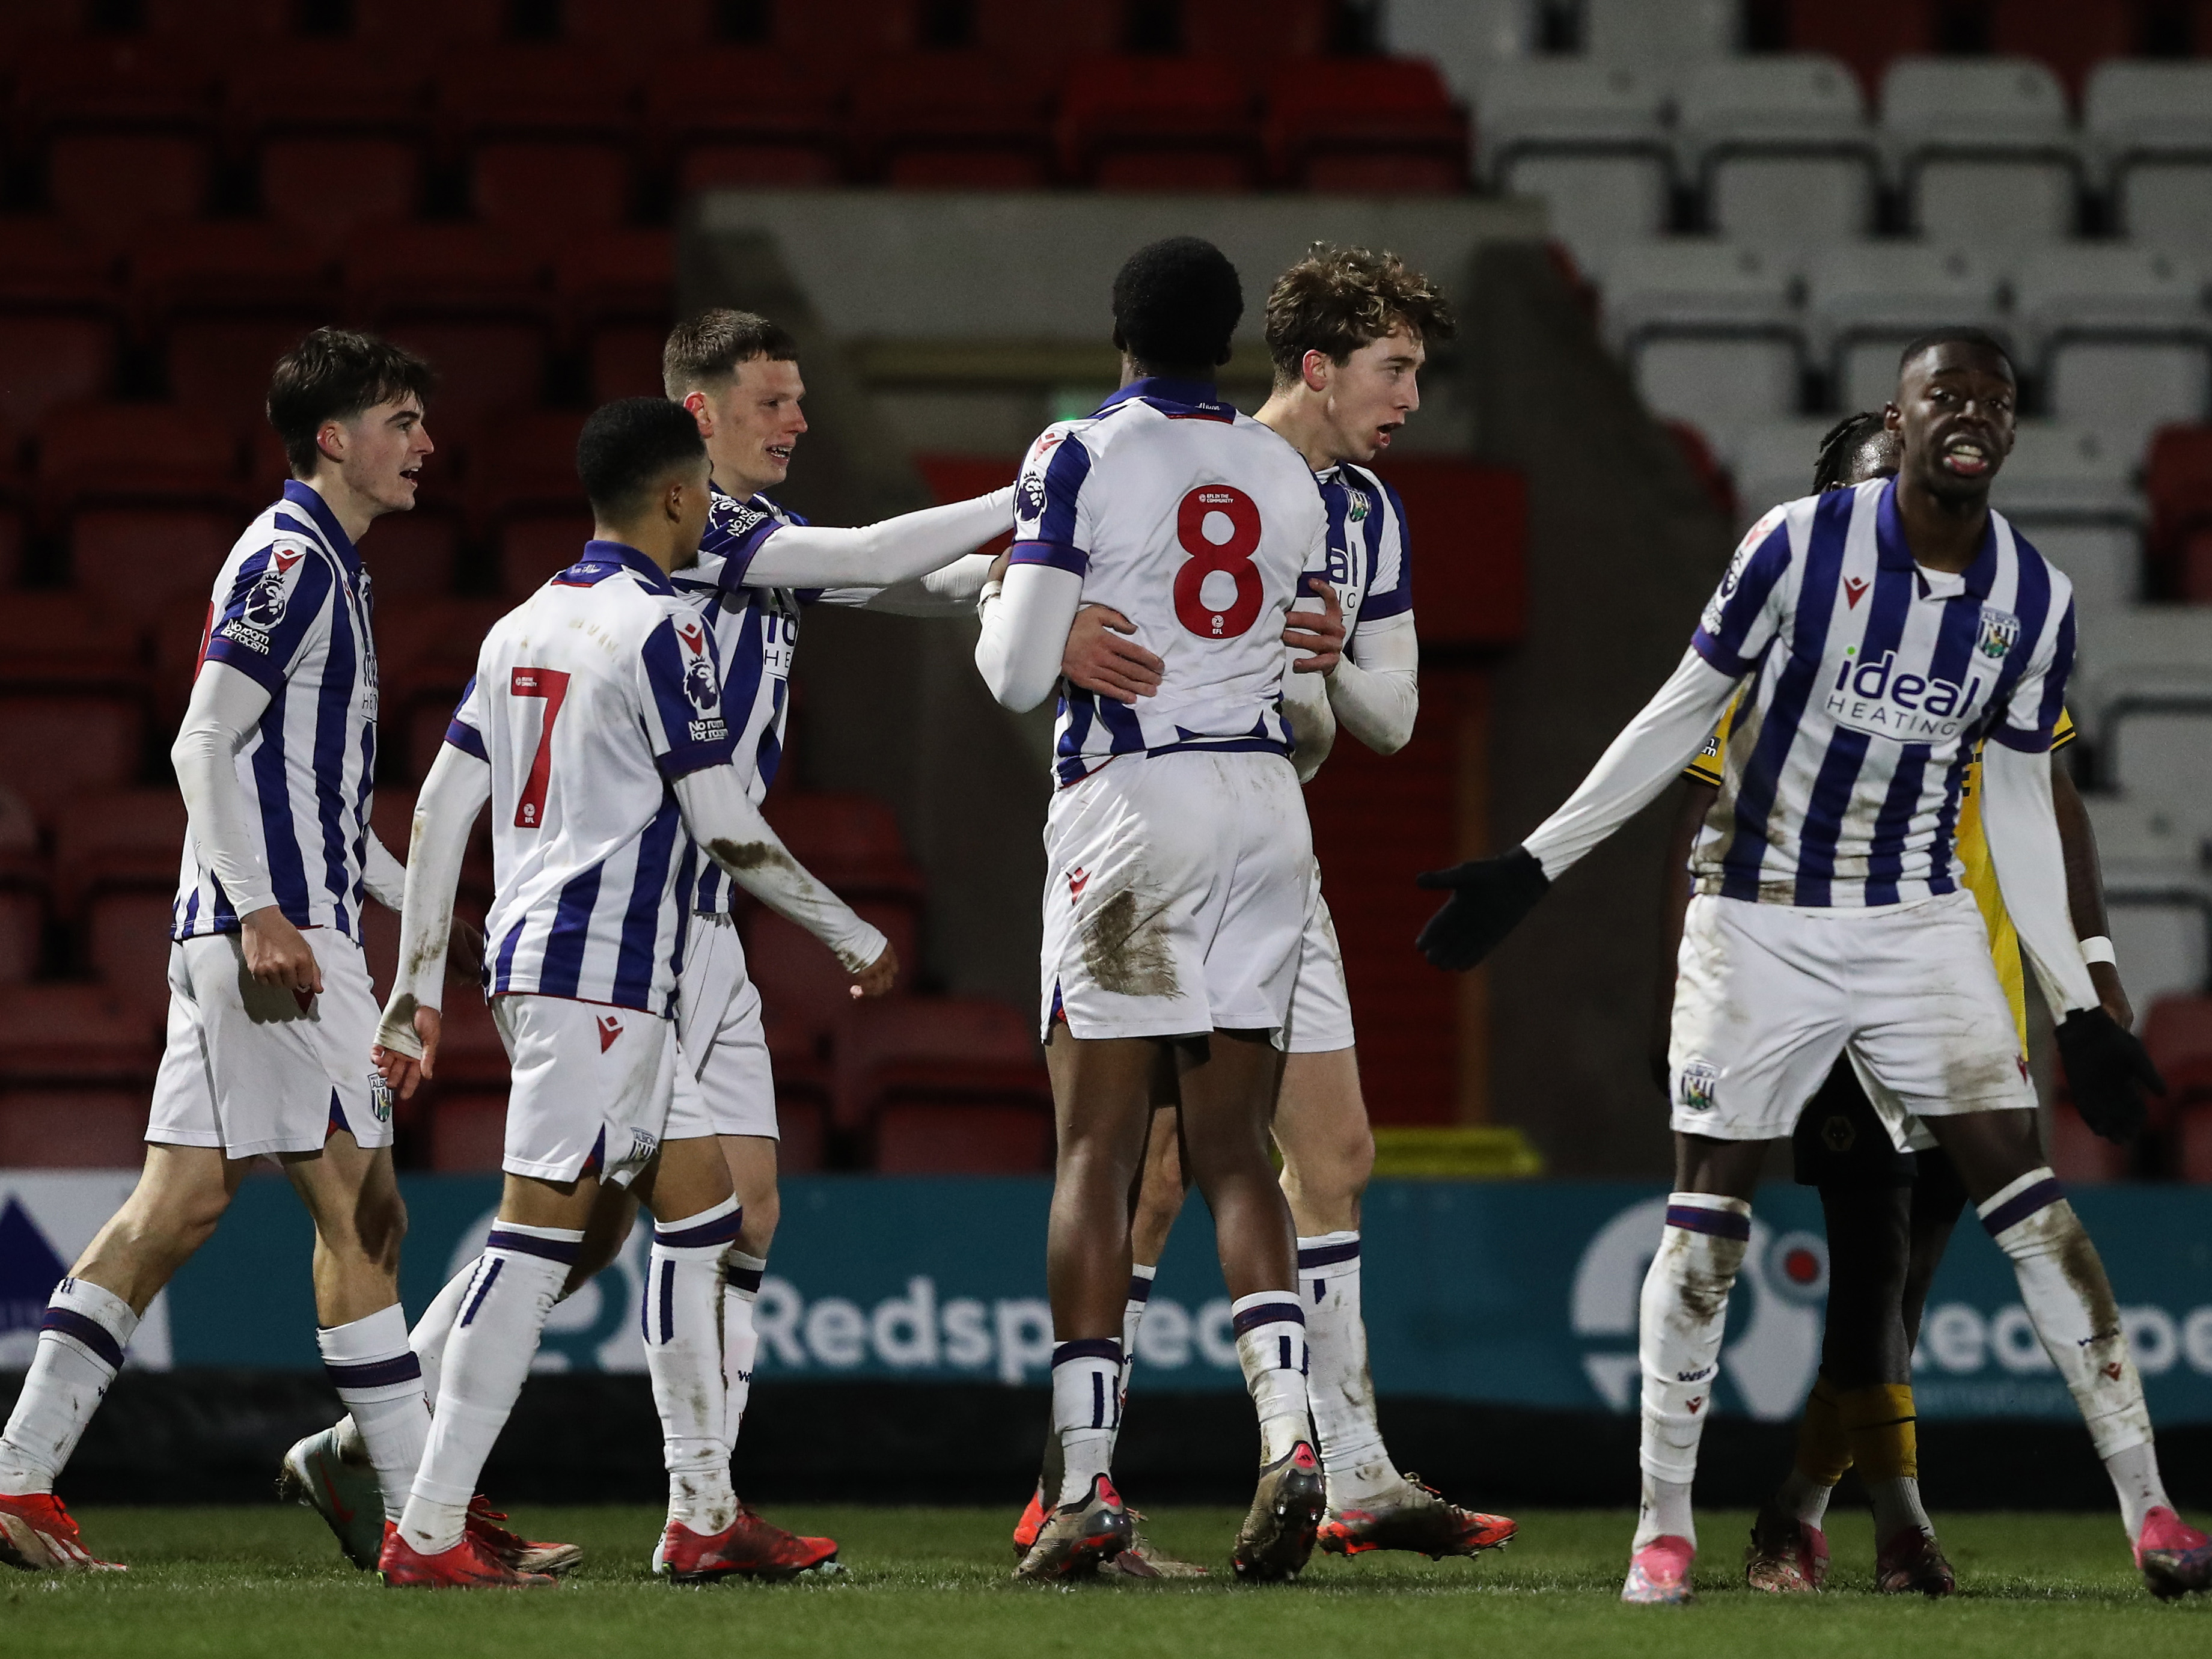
[1417,331,2205,1601]
[0,331,445,1573]
[367,401,902,1587]
[1013,248,1513,1569]
[976,237,1331,1581]
[1657,412,2133,1594]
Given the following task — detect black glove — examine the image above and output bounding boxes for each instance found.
[2054,1006,2165,1144]
[1414,846,1551,971]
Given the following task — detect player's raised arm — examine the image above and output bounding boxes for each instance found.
[716,487,1016,591]
[373,719,492,1095]
[673,764,894,996]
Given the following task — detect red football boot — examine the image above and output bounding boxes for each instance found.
[1874,1527,1956,1596]
[659,1505,839,1583]
[465,1497,582,1577]
[1318,1475,1516,1559]
[0,1491,125,1572]
[2136,1506,2212,1600]
[379,1521,558,1588]
[1012,1483,1049,1557]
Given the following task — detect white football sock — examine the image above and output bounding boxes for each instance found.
[722,1250,767,1450]
[1866,1477,1933,1547]
[316,1303,429,1518]
[1230,1290,1310,1466]
[1297,1232,1398,1510]
[1774,1467,1833,1528]
[1978,1170,2161,1535]
[1050,1338,1120,1508]
[1113,1263,1154,1456]
[0,1278,137,1496]
[408,1255,478,1407]
[397,1223,579,1556]
[1632,1193,1751,1550]
[646,1197,742,1534]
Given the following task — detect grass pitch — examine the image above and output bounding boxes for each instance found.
[7,1505,2205,1659]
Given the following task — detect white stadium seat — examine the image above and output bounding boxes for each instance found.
[2083,61,2212,248]
[1804,243,2005,412]
[1720,417,1842,532]
[1672,56,1877,244]
[2011,245,2212,457]
[1479,60,1672,262]
[1988,421,2140,526]
[2024,523,2142,620]
[1593,240,1806,434]
[1582,0,1736,64]
[1881,57,2080,244]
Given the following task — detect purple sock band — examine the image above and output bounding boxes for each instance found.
[1296,1239,1360,1269]
[40,1307,125,1372]
[323,1352,423,1391]
[1230,1301,1305,1336]
[1052,1337,1122,1366]
[486,1227,581,1265]
[655,1205,744,1250]
[1981,1176,2066,1238]
[1665,1203,1751,1242]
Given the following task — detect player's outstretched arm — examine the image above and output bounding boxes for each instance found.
[1416,647,1741,970]
[171,659,323,994]
[730,488,1016,591]
[372,740,490,1096]
[1325,607,1417,755]
[1982,741,2163,1141]
[974,561,1083,712]
[675,764,895,997]
[845,551,999,616]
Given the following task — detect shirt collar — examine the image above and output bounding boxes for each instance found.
[582,538,675,594]
[1872,477,1999,599]
[1096,376,1234,418]
[281,479,359,575]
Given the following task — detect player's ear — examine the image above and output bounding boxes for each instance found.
[1301,349,1331,393]
[316,419,346,466]
[1882,402,1902,433]
[681,390,712,436]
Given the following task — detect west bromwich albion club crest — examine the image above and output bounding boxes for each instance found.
[1678,1059,1719,1113]
[1975,606,2020,662]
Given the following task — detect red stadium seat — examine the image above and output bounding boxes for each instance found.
[744,902,923,1066]
[130,221,336,325]
[2181,528,2212,606]
[1059,57,1262,191]
[2046,1099,2129,1184]
[437,43,637,140]
[36,403,243,510]
[48,134,213,241]
[0,984,160,1086]
[0,315,118,431]
[2144,995,2212,1104]
[587,323,673,403]
[552,228,674,338]
[566,0,718,55]
[261,138,426,249]
[85,890,177,1018]
[2178,1104,2212,1185]
[427,1090,509,1172]
[163,317,329,430]
[834,994,1049,1134]
[851,54,1055,189]
[144,0,293,35]
[69,506,246,629]
[222,40,430,246]
[968,0,1122,79]
[374,596,506,710]
[776,1093,830,1172]
[0,590,147,688]
[0,1089,148,1170]
[0,506,23,588]
[2146,426,2212,576]
[765,0,918,60]
[0,696,146,825]
[361,508,461,600]
[644,51,848,192]
[496,510,597,597]
[471,409,589,521]
[150,589,215,730]
[1776,1,1937,101]
[343,222,549,320]
[51,788,190,917]
[0,220,125,315]
[912,454,1017,561]
[1990,0,2136,105]
[17,37,215,130]
[1185,0,1334,57]
[1263,58,1468,194]
[376,320,551,447]
[472,141,634,248]
[768,792,924,897]
[0,888,43,986]
[872,1101,1054,1173]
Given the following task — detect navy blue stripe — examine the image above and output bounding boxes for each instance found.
[1295,1239,1361,1269]
[611,796,682,1009]
[1126,1274,1155,1304]
[1665,1203,1752,1241]
[251,671,313,925]
[311,567,358,939]
[655,1205,745,1250]
[1096,694,1144,754]
[536,863,603,998]
[1230,1301,1304,1336]
[658,1259,674,1345]
[1008,541,1089,576]
[323,1351,423,1390]
[492,920,526,991]
[1037,436,1093,546]
[1796,541,1913,904]
[1693,516,1794,676]
[487,1228,582,1265]
[445,718,487,761]
[756,676,789,793]
[1981,1176,2065,1238]
[40,1306,125,1370]
[1054,689,1098,787]
[460,1257,503,1327]
[1051,1337,1122,1366]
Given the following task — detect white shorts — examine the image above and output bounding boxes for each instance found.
[1280,875,1355,1055]
[1668,889,2035,1149]
[147,931,391,1159]
[671,911,777,1140]
[1040,750,1314,1042]
[494,993,677,1185]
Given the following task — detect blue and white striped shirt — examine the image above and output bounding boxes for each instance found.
[446,540,739,1016]
[173,480,379,943]
[1309,462,1413,637]
[1691,477,2075,908]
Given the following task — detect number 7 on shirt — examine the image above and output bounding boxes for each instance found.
[510,666,569,829]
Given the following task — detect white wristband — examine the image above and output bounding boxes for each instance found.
[2079,935,2116,967]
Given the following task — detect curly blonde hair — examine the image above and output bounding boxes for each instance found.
[1263,245,1455,386]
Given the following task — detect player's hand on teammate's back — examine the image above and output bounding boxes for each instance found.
[2055,1006,2164,1144]
[1414,847,1551,971]
[371,1000,442,1099]
[850,943,899,1000]
[1285,578,1345,674]
[240,905,323,994]
[1063,605,1164,704]
[446,915,487,985]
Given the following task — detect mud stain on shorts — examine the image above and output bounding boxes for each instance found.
[1081,888,1179,998]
